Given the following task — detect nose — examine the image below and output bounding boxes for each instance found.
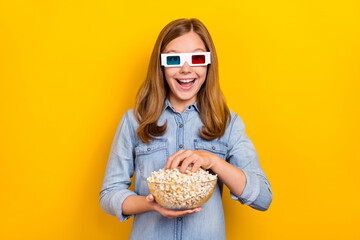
[179,61,192,73]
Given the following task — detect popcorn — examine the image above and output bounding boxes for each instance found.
[147,167,217,209]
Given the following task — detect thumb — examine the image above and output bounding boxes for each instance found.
[146,194,154,202]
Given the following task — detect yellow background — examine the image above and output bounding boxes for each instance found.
[1,0,359,239]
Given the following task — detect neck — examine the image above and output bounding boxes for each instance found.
[169,95,196,114]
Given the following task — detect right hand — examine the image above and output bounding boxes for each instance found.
[145,194,202,219]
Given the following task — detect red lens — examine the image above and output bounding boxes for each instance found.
[192,55,205,64]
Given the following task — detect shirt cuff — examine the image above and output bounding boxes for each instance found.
[230,170,260,205]
[102,189,137,222]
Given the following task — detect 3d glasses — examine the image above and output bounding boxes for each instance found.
[160,52,211,67]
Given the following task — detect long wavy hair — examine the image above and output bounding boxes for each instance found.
[135,18,230,144]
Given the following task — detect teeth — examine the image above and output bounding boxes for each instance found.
[178,79,195,83]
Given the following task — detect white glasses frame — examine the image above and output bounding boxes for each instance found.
[160,52,211,67]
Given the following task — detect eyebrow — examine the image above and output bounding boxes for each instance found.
[165,48,207,53]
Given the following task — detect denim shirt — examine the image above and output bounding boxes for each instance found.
[100,100,272,240]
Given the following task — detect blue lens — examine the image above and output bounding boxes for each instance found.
[166,56,180,65]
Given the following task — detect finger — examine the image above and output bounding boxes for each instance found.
[160,206,203,219]
[165,150,185,169]
[165,208,199,218]
[170,150,193,169]
[178,207,203,216]
[146,194,154,202]
[196,207,203,212]
[189,207,202,213]
[179,155,198,173]
[191,162,202,173]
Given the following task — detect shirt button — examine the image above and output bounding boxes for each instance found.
[178,217,182,221]
[179,144,183,149]
[147,148,151,151]
[179,124,183,128]
[212,146,216,150]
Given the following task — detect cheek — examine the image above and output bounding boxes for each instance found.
[164,69,176,82]
[196,67,208,79]
[196,68,207,87]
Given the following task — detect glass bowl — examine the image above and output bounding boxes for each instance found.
[147,178,217,210]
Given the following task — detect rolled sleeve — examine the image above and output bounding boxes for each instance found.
[227,113,273,211]
[231,170,260,205]
[99,110,138,221]
[100,189,137,222]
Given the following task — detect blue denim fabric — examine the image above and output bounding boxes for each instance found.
[100,100,272,240]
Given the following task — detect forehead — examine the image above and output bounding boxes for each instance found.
[163,32,206,53]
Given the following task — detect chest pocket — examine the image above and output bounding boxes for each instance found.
[135,139,168,183]
[194,139,228,160]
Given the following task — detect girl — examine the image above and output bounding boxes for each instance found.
[100,18,272,240]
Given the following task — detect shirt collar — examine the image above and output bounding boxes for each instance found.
[164,99,199,113]
[163,98,176,112]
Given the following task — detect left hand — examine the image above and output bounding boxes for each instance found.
[165,150,219,173]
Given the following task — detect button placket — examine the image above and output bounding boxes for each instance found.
[176,115,184,152]
[175,215,183,240]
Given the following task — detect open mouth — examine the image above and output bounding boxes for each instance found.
[176,78,196,89]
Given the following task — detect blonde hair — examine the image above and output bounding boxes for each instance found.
[135,18,230,144]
